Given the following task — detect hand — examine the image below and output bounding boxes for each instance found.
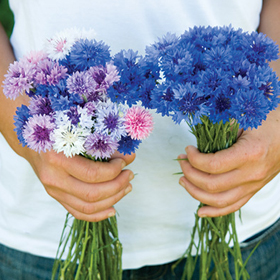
[28,149,135,222]
[178,108,280,217]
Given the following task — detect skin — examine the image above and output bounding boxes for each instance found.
[1,0,279,222]
[178,0,280,217]
[0,23,135,222]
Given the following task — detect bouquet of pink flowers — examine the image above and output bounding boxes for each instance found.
[3,28,153,280]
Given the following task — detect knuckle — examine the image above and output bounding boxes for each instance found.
[215,198,228,208]
[251,168,267,181]
[39,171,54,187]
[204,179,219,193]
[84,165,100,182]
[207,157,222,173]
[44,186,55,198]
[250,144,267,162]
[85,187,102,202]
[82,203,97,215]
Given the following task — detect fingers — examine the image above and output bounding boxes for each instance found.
[57,155,126,184]
[178,155,250,193]
[197,195,252,217]
[56,182,133,222]
[36,150,135,222]
[183,137,261,174]
[179,174,256,216]
[45,169,134,222]
[57,151,135,184]
[46,169,134,203]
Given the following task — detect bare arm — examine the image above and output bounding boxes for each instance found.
[0,23,135,222]
[178,0,280,217]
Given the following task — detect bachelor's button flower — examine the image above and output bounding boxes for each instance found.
[23,114,56,153]
[68,39,111,71]
[3,60,36,99]
[51,121,88,158]
[124,106,153,140]
[118,135,141,155]
[84,132,119,160]
[95,101,126,140]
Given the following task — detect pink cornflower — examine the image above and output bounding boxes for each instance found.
[124,106,153,140]
[24,50,48,65]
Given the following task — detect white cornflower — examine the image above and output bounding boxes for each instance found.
[51,121,88,158]
[77,106,95,130]
[44,28,96,60]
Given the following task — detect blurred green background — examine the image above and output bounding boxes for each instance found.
[0,0,14,37]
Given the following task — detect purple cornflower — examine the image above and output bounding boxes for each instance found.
[95,102,126,140]
[22,114,56,153]
[87,63,120,92]
[29,96,53,116]
[67,71,97,101]
[84,132,119,160]
[3,60,36,100]
[34,59,67,86]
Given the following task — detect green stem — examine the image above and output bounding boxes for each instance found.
[180,117,252,280]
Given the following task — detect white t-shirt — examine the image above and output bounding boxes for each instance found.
[1,0,279,270]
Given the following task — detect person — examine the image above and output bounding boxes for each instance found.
[0,0,280,279]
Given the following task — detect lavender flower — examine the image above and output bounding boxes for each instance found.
[84,132,119,160]
[3,60,36,99]
[34,59,67,86]
[95,101,126,140]
[23,114,55,153]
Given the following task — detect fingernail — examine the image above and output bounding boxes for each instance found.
[199,214,207,218]
[108,211,116,218]
[121,160,126,169]
[179,179,186,188]
[129,172,134,181]
[125,185,132,195]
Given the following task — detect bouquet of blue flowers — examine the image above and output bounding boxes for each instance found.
[146,25,280,280]
[3,28,154,280]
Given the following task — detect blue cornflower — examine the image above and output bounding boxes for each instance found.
[230,89,270,130]
[35,84,51,98]
[138,79,155,109]
[146,32,179,61]
[245,32,279,65]
[117,135,141,155]
[204,46,233,70]
[150,82,176,117]
[172,83,208,125]
[14,105,31,146]
[108,49,144,105]
[161,48,193,80]
[198,68,227,93]
[68,39,111,71]
[48,79,82,111]
[209,90,232,124]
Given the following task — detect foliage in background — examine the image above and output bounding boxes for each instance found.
[0,0,14,37]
